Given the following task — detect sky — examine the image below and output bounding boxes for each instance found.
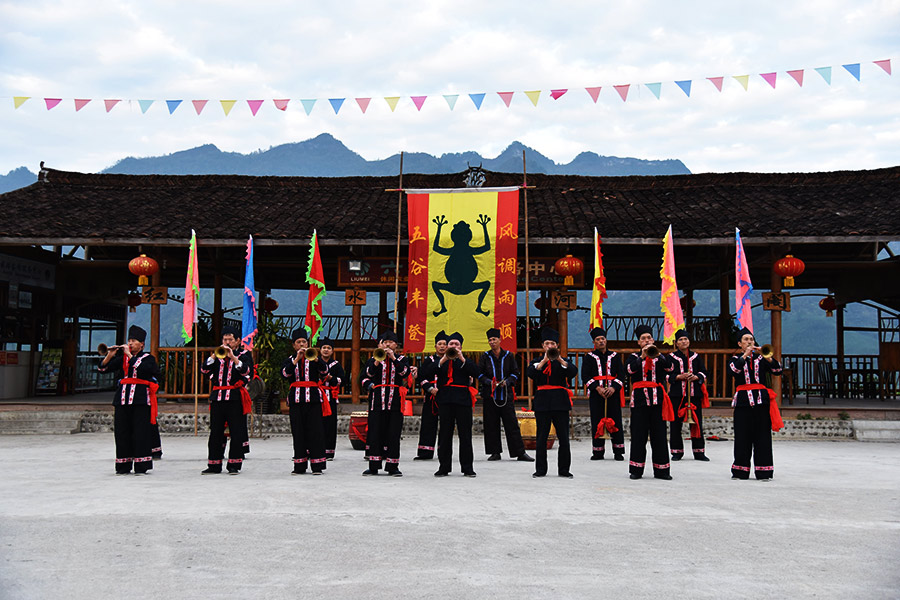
[1,1,898,176]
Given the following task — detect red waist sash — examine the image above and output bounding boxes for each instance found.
[290,381,332,416]
[586,375,626,408]
[373,383,411,415]
[735,383,783,431]
[213,380,252,415]
[537,384,574,407]
[444,383,478,408]
[120,378,160,425]
[631,381,674,422]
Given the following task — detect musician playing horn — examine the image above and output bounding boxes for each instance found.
[362,331,409,477]
[318,337,344,461]
[668,329,710,462]
[580,326,626,462]
[728,327,783,481]
[434,332,480,478]
[282,328,329,475]
[415,330,448,461]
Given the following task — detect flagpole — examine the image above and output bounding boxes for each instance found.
[393,151,404,334]
[193,323,198,436]
[522,150,532,411]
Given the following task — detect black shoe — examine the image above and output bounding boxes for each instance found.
[115,471,131,476]
[694,454,710,462]
[532,472,546,478]
[387,470,403,477]
[758,477,772,482]
[226,468,241,475]
[152,451,163,459]
[362,469,378,476]
[487,454,501,461]
[413,456,432,461]
[590,454,604,461]
[292,468,306,475]
[629,473,642,480]
[517,453,535,462]
[201,467,222,475]
[731,476,742,480]
[655,474,673,480]
[559,473,574,479]
[671,454,683,461]
[134,471,149,476]
[312,471,323,476]
[434,470,450,477]
[463,471,477,478]
[614,455,625,461]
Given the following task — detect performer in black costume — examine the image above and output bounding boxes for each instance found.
[281,328,329,475]
[580,327,626,461]
[319,337,345,461]
[434,332,480,478]
[362,331,409,477]
[667,329,710,462]
[415,331,447,460]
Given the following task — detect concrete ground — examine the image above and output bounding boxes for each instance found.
[1,434,898,600]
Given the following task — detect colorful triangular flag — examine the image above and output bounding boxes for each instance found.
[735,227,753,333]
[384,96,400,112]
[524,90,541,106]
[44,98,62,110]
[329,98,345,114]
[707,77,724,92]
[469,93,485,110]
[613,85,630,102]
[13,97,30,109]
[356,97,371,113]
[301,99,317,115]
[660,225,685,345]
[645,83,662,99]
[550,89,567,100]
[74,99,91,111]
[443,94,459,110]
[815,66,832,85]
[411,95,427,111]
[182,229,200,343]
[675,80,692,97]
[873,59,892,75]
[585,87,602,103]
[138,100,154,114]
[497,91,514,107]
[590,228,608,330]
[104,99,121,113]
[192,100,208,115]
[166,100,182,114]
[304,230,326,345]
[787,70,804,87]
[843,63,861,81]
[733,75,750,91]
[247,100,264,116]
[273,99,290,111]
[220,100,236,116]
[760,72,777,88]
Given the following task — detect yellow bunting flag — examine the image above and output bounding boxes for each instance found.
[220,100,237,116]
[733,75,750,91]
[384,96,400,112]
[524,90,541,106]
[14,97,30,109]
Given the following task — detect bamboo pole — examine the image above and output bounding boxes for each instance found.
[193,324,199,436]
[523,150,532,411]
[393,152,404,334]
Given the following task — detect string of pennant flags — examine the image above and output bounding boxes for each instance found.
[8,59,892,116]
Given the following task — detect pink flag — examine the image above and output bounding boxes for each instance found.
[104,99,121,113]
[44,98,62,110]
[192,100,208,115]
[181,230,199,343]
[760,72,777,89]
[356,97,371,113]
[273,99,290,111]
[550,89,568,100]
[247,100,264,116]
[659,225,685,345]
[707,77,724,92]
[411,96,427,111]
[74,99,91,112]
[787,70,804,86]
[735,227,754,333]
[585,87,602,103]
[613,85,630,102]
[874,59,892,75]
[497,91,514,107]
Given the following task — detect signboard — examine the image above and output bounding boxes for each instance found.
[345,289,366,306]
[6,352,18,365]
[0,254,55,289]
[141,286,168,304]
[550,291,577,311]
[35,348,62,393]
[762,292,791,312]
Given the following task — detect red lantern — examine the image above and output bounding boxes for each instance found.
[128,254,159,286]
[554,255,584,286]
[773,254,805,288]
[264,297,279,313]
[679,296,696,310]
[534,296,548,311]
[819,296,837,317]
[127,291,142,313]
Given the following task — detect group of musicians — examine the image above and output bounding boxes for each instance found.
[102,323,782,481]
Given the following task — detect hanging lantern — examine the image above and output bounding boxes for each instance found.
[264,297,279,313]
[127,291,142,313]
[128,254,159,286]
[534,296,548,311]
[554,255,584,286]
[679,296,696,310]
[819,296,837,317]
[774,254,805,288]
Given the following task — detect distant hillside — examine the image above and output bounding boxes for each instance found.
[0,167,37,193]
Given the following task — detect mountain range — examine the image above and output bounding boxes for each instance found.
[0,134,689,192]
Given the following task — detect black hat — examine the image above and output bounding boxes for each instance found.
[379,331,399,343]
[448,332,464,344]
[674,329,690,342]
[634,325,653,339]
[589,327,607,339]
[128,325,146,343]
[738,327,754,340]
[318,337,334,348]
[291,328,308,342]
[222,325,240,338]
[486,328,501,339]
[541,327,559,343]
[435,330,449,343]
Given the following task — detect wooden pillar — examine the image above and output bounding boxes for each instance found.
[351,298,362,405]
[836,304,846,397]
[558,306,568,356]
[149,269,161,357]
[770,258,783,402]
[719,272,730,349]
[684,288,694,328]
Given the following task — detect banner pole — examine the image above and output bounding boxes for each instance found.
[193,324,198,436]
[523,150,533,411]
[393,151,404,334]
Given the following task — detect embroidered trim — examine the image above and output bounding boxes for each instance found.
[208,460,223,465]
[293,458,308,464]
[366,455,383,461]
[227,458,243,464]
[755,465,774,471]
[653,462,670,469]
[134,456,152,463]
[629,460,645,467]
[310,457,327,464]
[385,458,400,464]
[694,448,706,453]
[613,444,625,449]
[151,446,162,453]
[418,445,435,451]
[732,464,751,472]
[115,458,131,463]
[671,449,685,454]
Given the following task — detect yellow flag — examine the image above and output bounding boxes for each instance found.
[733,75,750,91]
[220,100,237,116]
[384,96,400,112]
[14,97,30,109]
[524,90,541,107]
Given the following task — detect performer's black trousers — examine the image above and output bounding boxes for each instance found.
[416,395,439,459]
[289,402,326,473]
[732,404,774,480]
[670,398,706,458]
[366,409,403,472]
[588,392,625,458]
[114,403,153,474]
[483,395,525,457]
[323,399,338,458]
[437,403,474,474]
[209,399,247,472]
[629,404,670,478]
[150,423,163,456]
[534,410,571,476]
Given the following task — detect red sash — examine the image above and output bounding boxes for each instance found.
[631,381,674,422]
[537,385,574,407]
[290,381,332,416]
[677,401,702,439]
[213,380,252,415]
[595,417,618,437]
[446,383,478,408]
[373,383,411,415]
[586,375,626,408]
[120,378,160,425]
[736,383,784,431]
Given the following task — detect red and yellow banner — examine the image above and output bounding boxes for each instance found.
[404,187,519,353]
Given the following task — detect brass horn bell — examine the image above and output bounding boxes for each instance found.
[215,346,229,359]
[446,347,460,360]
[373,348,387,362]
[546,347,560,361]
[644,345,660,359]
[305,347,319,361]
[760,344,774,359]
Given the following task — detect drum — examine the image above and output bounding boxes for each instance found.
[517,410,556,450]
[348,411,368,451]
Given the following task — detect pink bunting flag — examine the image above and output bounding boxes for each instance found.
[192,100,208,115]
[44,98,62,110]
[874,59,892,75]
[74,99,91,111]
[104,99,121,113]
[585,87,602,103]
[273,99,290,111]
[497,91,514,107]
[550,89,568,100]
[707,77,724,92]
[411,95,427,111]
[613,85,630,102]
[247,100,264,116]
[356,97,371,113]
[787,70,804,87]
[760,72,777,88]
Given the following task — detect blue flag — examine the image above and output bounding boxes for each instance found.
[241,235,258,351]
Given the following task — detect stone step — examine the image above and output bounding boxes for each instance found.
[853,420,900,442]
[0,412,82,435]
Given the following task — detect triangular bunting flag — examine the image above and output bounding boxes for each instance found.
[411,95,427,111]
[524,90,541,106]
[497,91,514,107]
[355,97,371,113]
[13,97,30,109]
[247,100,264,116]
[842,63,861,81]
[760,72,777,88]
[707,77,724,92]
[443,94,459,110]
[873,59,892,75]
[613,85,630,102]
[550,89,567,100]
[787,69,804,87]
[220,100,237,116]
[815,67,832,85]
[273,99,290,111]
[329,98,345,114]
[585,87,601,103]
[192,100,208,115]
[104,99,121,113]
[138,100,154,114]
[675,80,692,97]
[733,75,750,91]
[166,100,182,114]
[469,93,485,110]
[74,99,91,111]
[301,99,317,115]
[384,96,400,112]
[44,98,62,110]
[645,83,662,99]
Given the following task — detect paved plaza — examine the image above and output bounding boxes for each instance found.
[1,433,898,599]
